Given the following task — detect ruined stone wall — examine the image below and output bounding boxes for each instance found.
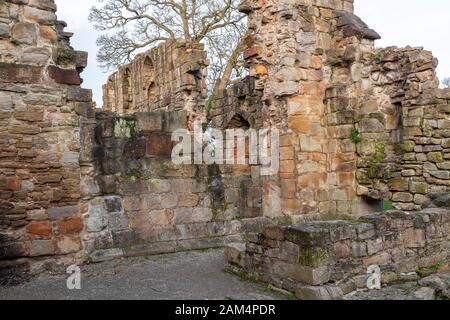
[209,77,265,220]
[236,0,450,216]
[356,47,450,211]
[79,110,262,262]
[226,208,450,299]
[0,0,93,278]
[102,40,208,126]
[236,0,380,217]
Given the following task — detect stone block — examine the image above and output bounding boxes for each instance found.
[409,181,428,194]
[0,63,43,84]
[280,241,300,263]
[146,132,173,157]
[192,208,213,223]
[29,0,57,12]
[21,47,51,65]
[363,252,391,267]
[0,22,10,38]
[0,242,28,259]
[359,118,384,133]
[295,284,343,300]
[428,152,444,163]
[74,102,95,118]
[48,205,79,220]
[367,239,383,255]
[66,87,92,102]
[135,112,163,132]
[333,242,351,259]
[108,213,129,231]
[26,221,52,237]
[123,138,146,158]
[403,229,426,248]
[23,6,57,25]
[56,236,81,254]
[90,248,124,263]
[178,194,199,207]
[356,223,375,240]
[112,230,135,246]
[272,81,299,97]
[30,240,55,257]
[56,217,83,235]
[392,192,414,203]
[352,242,368,258]
[47,66,81,85]
[263,226,285,241]
[413,287,435,300]
[286,224,329,247]
[104,196,123,213]
[224,243,246,268]
[149,209,174,226]
[11,22,37,45]
[86,205,108,232]
[161,193,178,209]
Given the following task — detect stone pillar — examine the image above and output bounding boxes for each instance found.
[0,0,93,277]
[240,0,379,216]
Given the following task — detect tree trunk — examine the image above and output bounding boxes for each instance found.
[212,37,247,98]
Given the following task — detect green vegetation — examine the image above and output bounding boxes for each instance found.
[373,51,384,63]
[367,142,387,179]
[299,247,329,268]
[350,128,362,144]
[206,94,215,119]
[416,261,448,277]
[383,200,395,211]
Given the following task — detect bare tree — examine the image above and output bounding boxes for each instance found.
[89,0,246,94]
[443,77,450,88]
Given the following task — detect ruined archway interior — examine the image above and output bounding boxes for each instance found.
[0,0,449,300]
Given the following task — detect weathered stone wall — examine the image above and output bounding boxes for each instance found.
[1,0,449,284]
[224,0,450,300]
[356,47,450,211]
[236,0,382,217]
[0,0,93,278]
[226,208,450,299]
[102,40,208,126]
[79,110,265,262]
[236,0,450,216]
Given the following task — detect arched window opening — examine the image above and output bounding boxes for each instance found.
[123,69,132,110]
[227,113,250,130]
[148,82,156,103]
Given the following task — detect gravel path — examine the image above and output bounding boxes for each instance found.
[0,249,284,300]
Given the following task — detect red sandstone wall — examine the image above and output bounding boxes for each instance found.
[0,0,93,275]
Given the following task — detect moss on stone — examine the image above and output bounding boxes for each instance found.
[367,142,387,179]
[298,247,329,267]
[351,128,362,144]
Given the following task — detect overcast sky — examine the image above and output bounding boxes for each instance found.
[54,0,450,106]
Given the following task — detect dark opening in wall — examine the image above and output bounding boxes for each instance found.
[123,68,132,110]
[148,82,156,103]
[226,113,250,130]
[143,57,156,103]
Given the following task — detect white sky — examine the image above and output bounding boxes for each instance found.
[54,0,450,106]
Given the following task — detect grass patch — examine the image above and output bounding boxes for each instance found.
[383,200,395,211]
[351,128,362,144]
[416,261,447,277]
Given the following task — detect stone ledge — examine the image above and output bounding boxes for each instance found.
[227,209,450,300]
